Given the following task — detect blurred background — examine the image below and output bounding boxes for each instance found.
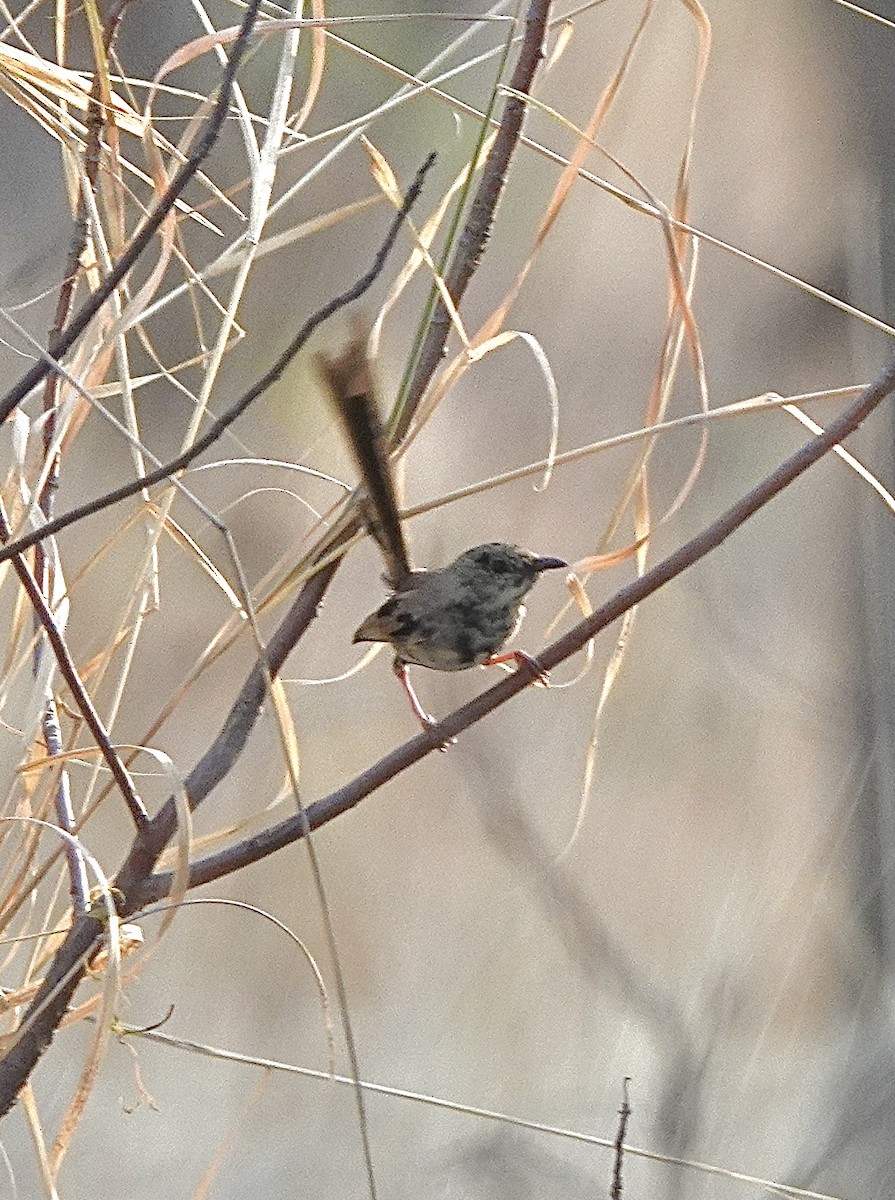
[2,1,895,1196]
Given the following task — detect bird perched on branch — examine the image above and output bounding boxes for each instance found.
[317,333,567,737]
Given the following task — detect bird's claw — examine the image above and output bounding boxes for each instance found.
[516,650,551,688]
[486,649,551,687]
[419,714,456,752]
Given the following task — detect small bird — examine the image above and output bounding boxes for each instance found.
[317,333,566,734]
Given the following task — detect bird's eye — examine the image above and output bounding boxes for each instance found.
[394,611,419,636]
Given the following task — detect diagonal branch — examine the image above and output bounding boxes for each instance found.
[397,0,552,437]
[2,519,149,828]
[6,348,890,1119]
[136,352,895,898]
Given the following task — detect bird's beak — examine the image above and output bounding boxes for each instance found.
[533,556,567,573]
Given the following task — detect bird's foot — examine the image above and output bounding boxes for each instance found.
[395,660,455,750]
[418,712,456,752]
[486,649,551,687]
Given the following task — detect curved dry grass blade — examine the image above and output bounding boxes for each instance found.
[21,1084,58,1200]
[134,749,192,934]
[479,1,656,346]
[0,41,145,133]
[783,404,895,513]
[369,139,481,367]
[289,0,326,133]
[400,387,864,519]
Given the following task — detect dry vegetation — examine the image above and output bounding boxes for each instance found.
[0,1,892,1197]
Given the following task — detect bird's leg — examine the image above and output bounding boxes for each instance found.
[393,659,434,725]
[485,649,550,687]
[392,660,455,750]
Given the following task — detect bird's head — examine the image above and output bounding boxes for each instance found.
[452,543,567,598]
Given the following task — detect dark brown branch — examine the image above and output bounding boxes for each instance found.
[610,1078,631,1200]
[397,0,551,437]
[40,0,132,448]
[0,153,436,569]
[138,351,895,898]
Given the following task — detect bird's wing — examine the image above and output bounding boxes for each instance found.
[316,330,412,588]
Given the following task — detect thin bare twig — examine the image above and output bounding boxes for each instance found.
[0,521,149,829]
[610,1078,631,1200]
[37,0,140,910]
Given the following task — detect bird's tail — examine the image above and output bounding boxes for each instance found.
[316,328,412,588]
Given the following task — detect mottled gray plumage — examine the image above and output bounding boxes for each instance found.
[318,333,567,730]
[353,542,567,671]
